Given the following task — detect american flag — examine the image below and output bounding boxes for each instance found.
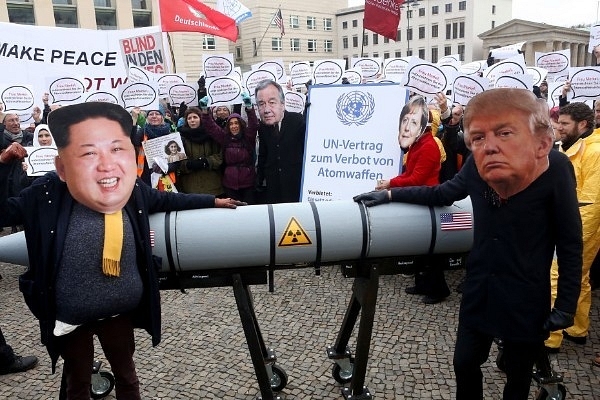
[440,212,472,231]
[274,8,285,37]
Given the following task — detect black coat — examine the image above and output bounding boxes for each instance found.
[0,173,215,371]
[257,111,306,203]
[390,151,582,342]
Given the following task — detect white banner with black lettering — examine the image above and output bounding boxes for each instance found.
[301,83,407,201]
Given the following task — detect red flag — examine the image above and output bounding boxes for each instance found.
[158,0,238,42]
[363,0,404,41]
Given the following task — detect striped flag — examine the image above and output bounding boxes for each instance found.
[440,212,472,231]
[274,8,285,37]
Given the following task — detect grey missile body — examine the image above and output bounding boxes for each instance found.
[0,199,473,270]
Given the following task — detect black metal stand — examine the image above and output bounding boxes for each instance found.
[160,269,285,400]
[327,262,379,400]
[232,274,283,400]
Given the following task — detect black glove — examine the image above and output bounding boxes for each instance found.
[186,158,209,171]
[353,190,390,207]
[543,308,574,332]
[178,102,188,119]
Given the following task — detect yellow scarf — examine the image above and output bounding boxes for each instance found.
[102,210,123,277]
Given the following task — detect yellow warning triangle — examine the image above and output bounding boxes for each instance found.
[278,217,312,247]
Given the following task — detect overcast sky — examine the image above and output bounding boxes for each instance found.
[347,0,600,27]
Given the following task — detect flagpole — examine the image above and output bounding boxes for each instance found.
[360,25,365,57]
[167,32,177,73]
[254,4,281,57]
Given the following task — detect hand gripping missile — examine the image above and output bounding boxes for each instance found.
[0,199,473,270]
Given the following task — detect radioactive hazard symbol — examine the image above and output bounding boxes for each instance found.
[278,217,312,247]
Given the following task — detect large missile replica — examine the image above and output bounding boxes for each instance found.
[0,199,473,270]
[0,199,473,400]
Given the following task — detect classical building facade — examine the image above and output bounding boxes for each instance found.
[479,19,593,67]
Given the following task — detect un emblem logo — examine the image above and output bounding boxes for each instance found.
[336,91,375,126]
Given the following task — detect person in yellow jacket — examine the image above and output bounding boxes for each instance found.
[546,102,600,352]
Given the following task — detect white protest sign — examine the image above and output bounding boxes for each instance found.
[156,73,186,97]
[252,59,286,82]
[344,69,363,84]
[459,60,487,76]
[547,81,567,109]
[0,84,35,126]
[127,65,154,83]
[119,81,159,111]
[0,23,166,105]
[568,67,600,101]
[168,82,199,106]
[490,41,526,60]
[494,73,533,90]
[45,76,86,105]
[589,25,600,53]
[289,61,313,86]
[535,50,570,83]
[205,76,243,106]
[285,91,306,114]
[383,57,410,83]
[23,146,58,176]
[203,54,235,78]
[301,83,406,201]
[351,57,382,79]
[84,89,119,104]
[120,32,166,74]
[526,67,548,87]
[243,69,277,99]
[451,75,489,106]
[142,132,187,168]
[400,58,454,97]
[312,59,346,85]
[482,54,527,87]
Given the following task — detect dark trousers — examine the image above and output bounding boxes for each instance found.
[0,326,15,367]
[414,255,451,298]
[59,314,140,400]
[453,324,537,400]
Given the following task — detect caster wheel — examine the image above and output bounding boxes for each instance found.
[90,371,115,399]
[332,360,354,384]
[535,384,567,400]
[270,364,288,392]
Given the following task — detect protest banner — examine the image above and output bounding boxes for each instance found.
[399,58,455,97]
[383,57,411,83]
[285,91,306,114]
[568,66,600,101]
[118,81,159,111]
[589,24,600,53]
[0,22,167,105]
[252,59,286,83]
[459,60,487,76]
[205,76,243,106]
[119,32,166,73]
[290,61,313,87]
[526,66,548,87]
[203,54,235,78]
[535,50,570,83]
[312,59,346,85]
[351,57,383,79]
[451,74,489,106]
[344,68,363,84]
[482,54,526,87]
[302,83,406,201]
[0,85,35,127]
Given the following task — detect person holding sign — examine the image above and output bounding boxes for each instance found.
[201,92,259,204]
[176,106,224,196]
[376,96,449,304]
[1,102,244,399]
[354,88,582,400]
[254,79,306,204]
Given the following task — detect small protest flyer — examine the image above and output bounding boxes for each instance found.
[23,146,58,177]
[141,132,187,168]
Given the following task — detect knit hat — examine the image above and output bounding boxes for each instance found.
[226,113,247,131]
[149,102,166,117]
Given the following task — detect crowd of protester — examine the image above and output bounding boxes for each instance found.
[0,72,599,400]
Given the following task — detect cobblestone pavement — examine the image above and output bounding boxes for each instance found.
[1,263,600,399]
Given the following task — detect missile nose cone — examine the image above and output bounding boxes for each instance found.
[0,231,29,266]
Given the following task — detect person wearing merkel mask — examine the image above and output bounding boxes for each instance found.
[376,95,442,190]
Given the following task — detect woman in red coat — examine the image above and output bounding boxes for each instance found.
[376,95,449,304]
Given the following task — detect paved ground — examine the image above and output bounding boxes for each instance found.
[1,262,600,399]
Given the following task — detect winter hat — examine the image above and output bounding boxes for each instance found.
[226,113,247,130]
